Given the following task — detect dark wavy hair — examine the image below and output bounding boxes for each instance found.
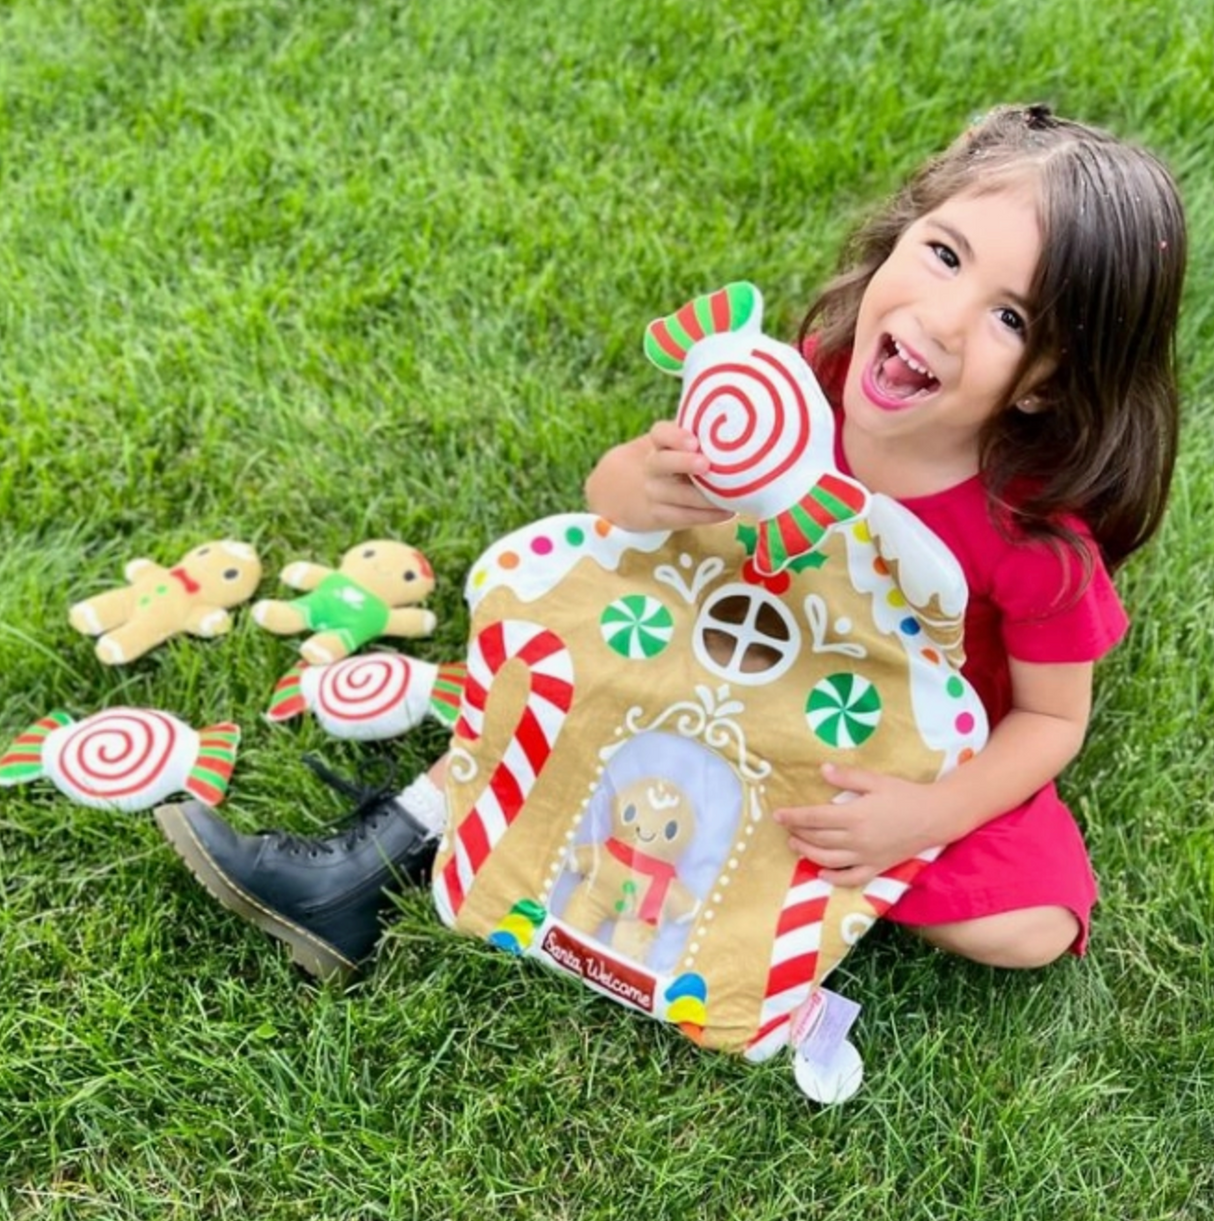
[799,104,1187,569]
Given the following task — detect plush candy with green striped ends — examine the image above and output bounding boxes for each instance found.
[185,722,242,806]
[266,662,309,722]
[428,661,469,728]
[644,281,763,373]
[265,653,469,740]
[0,710,73,785]
[0,706,242,812]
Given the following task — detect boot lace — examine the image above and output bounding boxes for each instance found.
[264,754,403,857]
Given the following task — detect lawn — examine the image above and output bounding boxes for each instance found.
[1,1,1211,1217]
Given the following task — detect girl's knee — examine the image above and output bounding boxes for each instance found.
[915,906,1081,969]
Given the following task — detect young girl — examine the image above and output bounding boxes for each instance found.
[157,104,1187,981]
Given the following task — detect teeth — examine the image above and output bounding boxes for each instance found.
[893,339,933,378]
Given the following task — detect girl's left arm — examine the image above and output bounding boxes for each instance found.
[775,658,1093,887]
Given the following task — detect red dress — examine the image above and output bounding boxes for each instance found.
[818,347,1127,951]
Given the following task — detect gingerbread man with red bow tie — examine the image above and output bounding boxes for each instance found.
[69,539,263,664]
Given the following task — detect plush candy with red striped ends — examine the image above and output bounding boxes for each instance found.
[643,281,763,373]
[0,707,241,812]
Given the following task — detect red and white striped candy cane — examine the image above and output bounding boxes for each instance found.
[745,859,834,1060]
[745,850,937,1061]
[437,619,574,916]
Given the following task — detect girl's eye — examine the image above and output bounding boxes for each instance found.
[929,241,960,270]
[997,306,1027,335]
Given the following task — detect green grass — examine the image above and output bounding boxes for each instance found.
[1,0,1212,1216]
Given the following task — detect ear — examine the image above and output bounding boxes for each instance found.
[1010,356,1058,415]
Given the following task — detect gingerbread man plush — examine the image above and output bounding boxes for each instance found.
[252,540,437,664]
[69,540,263,665]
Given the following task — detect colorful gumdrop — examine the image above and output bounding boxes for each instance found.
[488,898,547,954]
[0,708,240,812]
[665,973,709,1039]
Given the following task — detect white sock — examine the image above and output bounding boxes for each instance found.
[398,774,448,838]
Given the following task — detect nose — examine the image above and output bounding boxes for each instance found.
[916,283,975,354]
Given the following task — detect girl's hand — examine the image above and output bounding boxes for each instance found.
[777,662,1095,888]
[585,422,735,532]
[773,762,944,888]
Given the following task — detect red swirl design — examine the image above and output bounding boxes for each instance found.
[677,349,811,501]
[317,654,411,723]
[57,709,179,798]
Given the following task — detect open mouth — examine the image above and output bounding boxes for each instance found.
[870,335,941,403]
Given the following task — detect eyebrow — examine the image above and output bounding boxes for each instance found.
[929,218,1035,312]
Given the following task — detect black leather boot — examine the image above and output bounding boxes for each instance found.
[155,766,437,982]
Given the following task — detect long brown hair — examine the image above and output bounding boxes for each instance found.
[799,104,1187,569]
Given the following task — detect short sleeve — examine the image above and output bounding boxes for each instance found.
[995,529,1128,664]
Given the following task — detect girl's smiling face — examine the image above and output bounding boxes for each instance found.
[842,185,1046,477]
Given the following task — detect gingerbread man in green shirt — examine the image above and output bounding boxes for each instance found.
[253,540,437,664]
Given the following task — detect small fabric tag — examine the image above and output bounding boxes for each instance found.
[790,986,862,1069]
[790,986,864,1104]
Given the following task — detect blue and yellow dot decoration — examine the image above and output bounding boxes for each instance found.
[664,973,709,1042]
[488,898,547,955]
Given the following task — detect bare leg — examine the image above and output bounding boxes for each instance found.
[913,905,1080,969]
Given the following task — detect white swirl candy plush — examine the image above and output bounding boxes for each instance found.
[644,281,869,576]
[0,707,240,811]
[265,653,467,740]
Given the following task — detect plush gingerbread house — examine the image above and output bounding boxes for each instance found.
[433,285,986,1062]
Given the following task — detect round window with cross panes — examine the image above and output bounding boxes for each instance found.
[692,585,800,685]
